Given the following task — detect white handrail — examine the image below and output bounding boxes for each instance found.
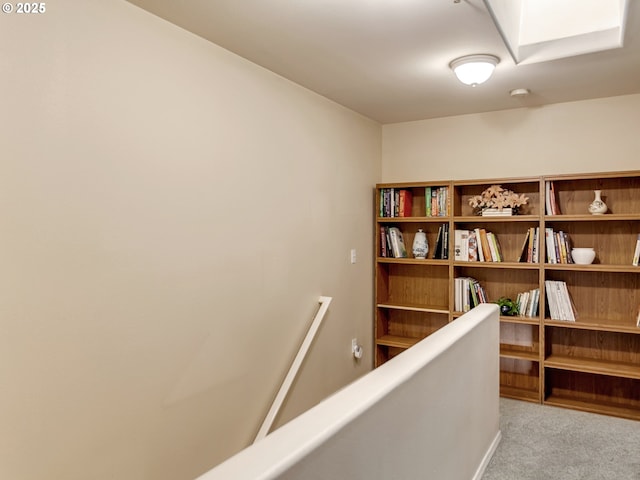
[253,295,332,443]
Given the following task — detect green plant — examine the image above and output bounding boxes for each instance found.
[496,297,518,316]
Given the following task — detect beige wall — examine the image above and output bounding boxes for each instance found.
[0,1,380,479]
[382,94,640,182]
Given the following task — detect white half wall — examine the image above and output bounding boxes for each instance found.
[197,304,501,480]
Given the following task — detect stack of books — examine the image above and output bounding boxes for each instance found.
[545,228,573,264]
[545,280,577,321]
[455,228,503,262]
[545,181,561,215]
[379,189,413,217]
[516,227,540,263]
[424,186,449,217]
[515,288,540,317]
[454,277,488,312]
[380,226,408,258]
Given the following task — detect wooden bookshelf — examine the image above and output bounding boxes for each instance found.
[374,171,640,420]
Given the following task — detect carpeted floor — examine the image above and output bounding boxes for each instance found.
[481,398,640,480]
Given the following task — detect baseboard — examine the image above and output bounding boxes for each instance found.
[472,430,502,480]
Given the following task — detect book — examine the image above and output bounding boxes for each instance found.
[433,225,443,259]
[517,229,531,262]
[398,189,413,217]
[454,229,469,261]
[550,181,560,214]
[545,181,560,215]
[632,234,640,266]
[468,230,478,261]
[487,232,502,262]
[380,226,388,257]
[545,280,576,321]
[474,228,485,262]
[481,208,514,216]
[442,223,449,259]
[425,187,432,216]
[545,227,556,264]
[545,181,552,215]
[478,229,492,262]
[388,227,408,258]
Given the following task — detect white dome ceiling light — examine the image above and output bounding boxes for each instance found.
[450,54,500,87]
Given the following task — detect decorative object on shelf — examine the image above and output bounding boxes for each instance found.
[468,185,528,215]
[571,247,596,265]
[496,297,518,316]
[412,229,428,259]
[588,189,608,215]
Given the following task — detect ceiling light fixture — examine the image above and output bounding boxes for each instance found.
[449,54,500,87]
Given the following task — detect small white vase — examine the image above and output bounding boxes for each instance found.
[412,229,428,259]
[588,190,607,215]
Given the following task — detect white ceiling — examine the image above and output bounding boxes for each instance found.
[126,0,640,124]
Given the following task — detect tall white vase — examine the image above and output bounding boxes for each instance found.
[588,189,607,215]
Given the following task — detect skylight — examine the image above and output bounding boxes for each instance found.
[485,0,629,64]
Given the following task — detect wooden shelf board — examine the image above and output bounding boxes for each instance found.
[544,263,640,273]
[544,319,640,335]
[456,215,539,223]
[544,214,640,222]
[377,302,449,314]
[455,261,539,269]
[376,335,421,349]
[377,257,449,266]
[500,386,540,402]
[544,395,640,421]
[500,316,541,326]
[545,355,640,379]
[500,348,539,362]
[377,216,450,223]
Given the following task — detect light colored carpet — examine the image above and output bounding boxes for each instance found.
[481,398,640,480]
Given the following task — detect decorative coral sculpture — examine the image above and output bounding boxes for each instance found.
[468,185,529,213]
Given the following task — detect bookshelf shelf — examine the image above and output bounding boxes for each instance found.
[376,302,449,314]
[544,355,640,379]
[500,347,539,362]
[377,216,451,223]
[375,170,640,420]
[454,261,540,270]
[544,318,640,334]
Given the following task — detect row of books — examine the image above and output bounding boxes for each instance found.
[545,280,577,321]
[425,186,450,217]
[378,187,450,218]
[454,229,504,262]
[379,188,414,217]
[544,181,561,215]
[545,228,574,264]
[380,226,408,258]
[515,288,540,318]
[454,277,488,312]
[518,227,540,263]
[433,223,450,259]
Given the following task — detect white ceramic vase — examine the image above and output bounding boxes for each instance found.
[412,229,428,259]
[588,190,607,215]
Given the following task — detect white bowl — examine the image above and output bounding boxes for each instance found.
[571,248,596,265]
